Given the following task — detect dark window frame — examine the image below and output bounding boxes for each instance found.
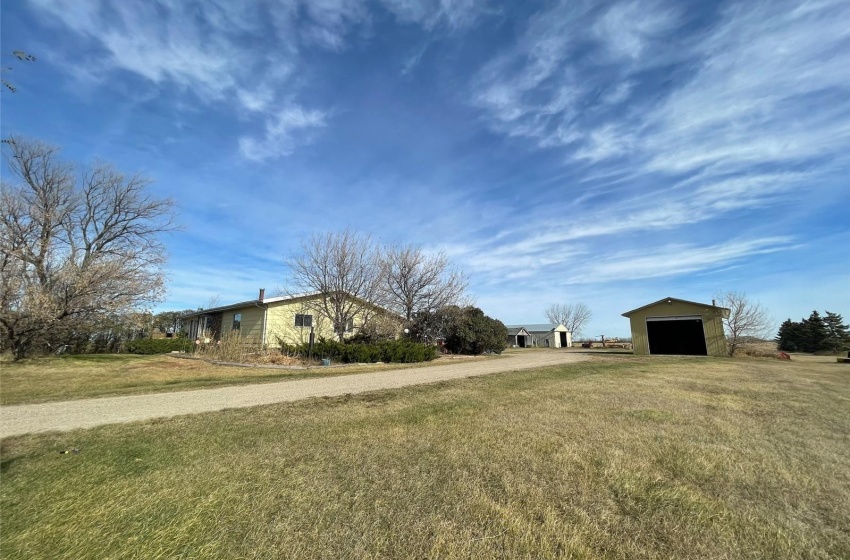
[295,314,313,328]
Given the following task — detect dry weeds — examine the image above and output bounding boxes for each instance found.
[0,353,496,405]
[2,356,848,559]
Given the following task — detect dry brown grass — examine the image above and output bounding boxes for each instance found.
[0,353,496,405]
[2,356,848,559]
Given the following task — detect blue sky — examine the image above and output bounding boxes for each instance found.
[2,0,848,337]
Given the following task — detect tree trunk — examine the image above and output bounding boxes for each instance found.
[12,336,32,361]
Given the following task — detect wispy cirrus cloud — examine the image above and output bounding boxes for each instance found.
[382,0,490,30]
[28,0,490,161]
[238,105,328,161]
[473,0,850,177]
[29,0,328,159]
[446,167,809,288]
[565,237,795,284]
[642,0,850,176]
[458,232,794,288]
[592,0,680,60]
[462,0,850,289]
[31,0,268,101]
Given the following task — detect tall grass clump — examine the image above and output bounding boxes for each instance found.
[194,333,270,363]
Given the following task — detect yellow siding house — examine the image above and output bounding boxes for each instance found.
[182,289,395,347]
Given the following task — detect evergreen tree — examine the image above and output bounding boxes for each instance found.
[822,311,850,353]
[802,311,828,353]
[775,319,799,352]
[774,311,849,354]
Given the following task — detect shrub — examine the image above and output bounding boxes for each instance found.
[280,338,436,364]
[738,345,782,359]
[125,338,190,355]
[409,305,508,355]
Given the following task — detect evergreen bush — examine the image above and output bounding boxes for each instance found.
[408,305,508,355]
[280,338,436,363]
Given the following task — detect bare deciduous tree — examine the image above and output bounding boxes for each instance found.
[0,136,175,359]
[380,244,469,321]
[285,230,383,342]
[2,50,37,93]
[204,295,222,310]
[714,290,773,356]
[543,303,592,337]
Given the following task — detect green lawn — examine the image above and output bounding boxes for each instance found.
[0,353,494,405]
[2,357,849,559]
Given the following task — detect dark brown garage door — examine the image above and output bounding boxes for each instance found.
[646,316,707,356]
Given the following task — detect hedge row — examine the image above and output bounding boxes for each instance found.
[125,338,190,354]
[281,339,436,364]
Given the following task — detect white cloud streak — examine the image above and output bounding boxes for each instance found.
[464,0,850,287]
[457,233,795,291]
[28,0,489,161]
[239,105,328,161]
[473,0,850,175]
[566,237,795,284]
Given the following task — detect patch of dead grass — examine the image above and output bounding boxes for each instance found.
[2,357,848,559]
[0,352,499,405]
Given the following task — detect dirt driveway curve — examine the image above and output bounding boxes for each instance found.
[1,351,590,438]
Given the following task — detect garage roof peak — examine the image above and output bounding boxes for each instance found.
[622,297,730,318]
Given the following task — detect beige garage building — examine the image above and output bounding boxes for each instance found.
[622,297,730,357]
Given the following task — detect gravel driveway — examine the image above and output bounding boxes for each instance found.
[1,351,590,438]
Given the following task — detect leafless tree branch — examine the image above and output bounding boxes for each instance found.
[0,136,176,359]
[714,290,773,356]
[543,302,592,337]
[380,244,470,321]
[285,230,383,342]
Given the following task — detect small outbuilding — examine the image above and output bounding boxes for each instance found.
[505,324,572,348]
[506,327,531,348]
[622,297,729,357]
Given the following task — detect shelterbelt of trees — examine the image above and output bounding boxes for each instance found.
[775,311,849,353]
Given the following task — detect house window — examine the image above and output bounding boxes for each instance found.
[295,314,312,328]
[232,313,241,331]
[345,318,355,332]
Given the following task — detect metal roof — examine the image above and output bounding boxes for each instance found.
[180,292,320,318]
[621,297,730,317]
[505,323,566,334]
[524,324,563,333]
[180,291,400,319]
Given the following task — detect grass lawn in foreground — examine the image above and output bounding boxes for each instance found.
[0,353,493,405]
[2,357,849,559]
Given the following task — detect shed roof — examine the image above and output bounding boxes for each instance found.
[505,323,566,334]
[506,327,530,336]
[621,297,730,318]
